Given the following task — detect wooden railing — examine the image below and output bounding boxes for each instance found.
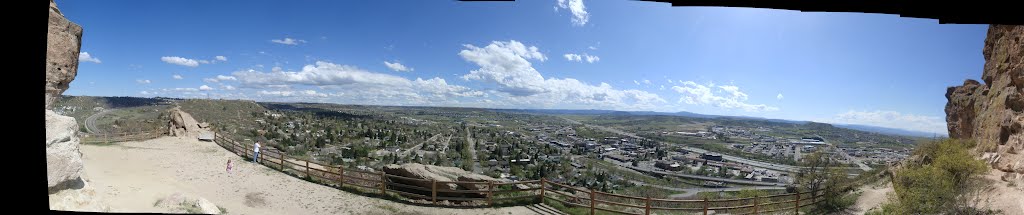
[212,133,830,214]
[80,129,165,144]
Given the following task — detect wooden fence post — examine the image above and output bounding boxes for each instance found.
[539,178,545,202]
[645,196,651,215]
[487,181,494,206]
[589,189,595,215]
[703,197,708,215]
[753,195,759,215]
[432,180,438,205]
[339,165,345,186]
[379,171,387,195]
[795,191,801,213]
[305,160,310,177]
[279,152,284,170]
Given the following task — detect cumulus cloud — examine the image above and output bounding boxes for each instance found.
[259,90,327,97]
[271,37,306,45]
[588,46,597,50]
[564,53,599,63]
[199,85,214,91]
[223,85,236,90]
[384,61,414,72]
[556,0,590,26]
[217,75,236,81]
[161,56,199,67]
[564,54,582,62]
[457,40,665,110]
[634,80,640,85]
[172,74,183,80]
[667,79,674,84]
[642,79,651,85]
[199,60,211,64]
[671,81,778,112]
[136,79,151,84]
[828,110,948,135]
[79,52,101,63]
[215,56,227,61]
[777,93,784,100]
[233,61,412,87]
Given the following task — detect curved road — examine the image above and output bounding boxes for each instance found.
[85,109,115,134]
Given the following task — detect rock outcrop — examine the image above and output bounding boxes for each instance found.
[382,163,502,203]
[166,107,205,137]
[155,192,222,214]
[46,0,86,193]
[945,25,1024,181]
[46,0,83,110]
[46,110,84,192]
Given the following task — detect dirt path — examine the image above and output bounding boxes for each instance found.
[844,180,893,215]
[78,136,545,215]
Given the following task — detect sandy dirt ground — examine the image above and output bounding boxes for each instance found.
[843,180,893,215]
[978,169,1024,215]
[76,136,559,215]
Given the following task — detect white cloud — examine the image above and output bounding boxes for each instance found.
[199,85,214,91]
[79,52,101,63]
[828,110,948,135]
[564,54,582,62]
[223,85,236,90]
[136,79,151,84]
[671,81,778,112]
[204,75,236,83]
[457,40,665,110]
[633,80,640,85]
[588,46,597,50]
[161,56,199,67]
[172,87,199,92]
[667,79,674,84]
[556,0,590,26]
[139,91,150,95]
[215,56,227,61]
[660,85,666,90]
[172,75,183,80]
[233,61,412,88]
[384,61,414,72]
[199,60,211,64]
[564,53,599,63]
[271,37,306,45]
[642,79,651,85]
[777,93,784,100]
[259,90,327,97]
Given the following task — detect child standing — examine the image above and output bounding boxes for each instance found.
[226,159,233,174]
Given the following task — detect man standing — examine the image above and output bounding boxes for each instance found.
[254,141,261,163]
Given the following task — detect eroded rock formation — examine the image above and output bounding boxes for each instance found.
[46,0,82,109]
[945,25,1024,180]
[382,163,502,204]
[166,107,205,137]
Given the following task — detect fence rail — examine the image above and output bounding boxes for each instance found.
[212,133,832,214]
[80,129,166,144]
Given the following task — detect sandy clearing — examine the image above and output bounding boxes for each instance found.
[78,136,549,215]
[978,169,1024,215]
[844,180,893,215]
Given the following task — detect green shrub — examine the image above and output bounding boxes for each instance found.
[882,138,989,214]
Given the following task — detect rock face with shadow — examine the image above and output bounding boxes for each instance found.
[46,0,109,211]
[945,25,1024,182]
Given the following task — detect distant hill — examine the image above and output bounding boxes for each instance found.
[833,123,945,138]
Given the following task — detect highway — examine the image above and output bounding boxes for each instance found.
[84,109,115,134]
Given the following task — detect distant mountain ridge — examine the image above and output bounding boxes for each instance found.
[502,108,941,138]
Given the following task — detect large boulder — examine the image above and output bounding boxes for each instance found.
[382,163,500,202]
[46,0,83,109]
[155,192,222,214]
[166,107,204,137]
[945,25,1024,176]
[46,110,83,193]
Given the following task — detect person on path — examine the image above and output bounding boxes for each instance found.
[226,159,233,174]
[253,141,261,163]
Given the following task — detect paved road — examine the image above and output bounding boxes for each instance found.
[835,145,873,171]
[85,109,115,134]
[596,156,790,187]
[465,126,482,173]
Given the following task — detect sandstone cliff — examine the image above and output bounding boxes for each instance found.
[46,0,109,211]
[945,25,1024,181]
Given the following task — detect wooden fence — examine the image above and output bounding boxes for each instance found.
[80,129,166,144]
[212,134,828,214]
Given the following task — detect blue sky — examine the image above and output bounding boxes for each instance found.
[58,0,989,135]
